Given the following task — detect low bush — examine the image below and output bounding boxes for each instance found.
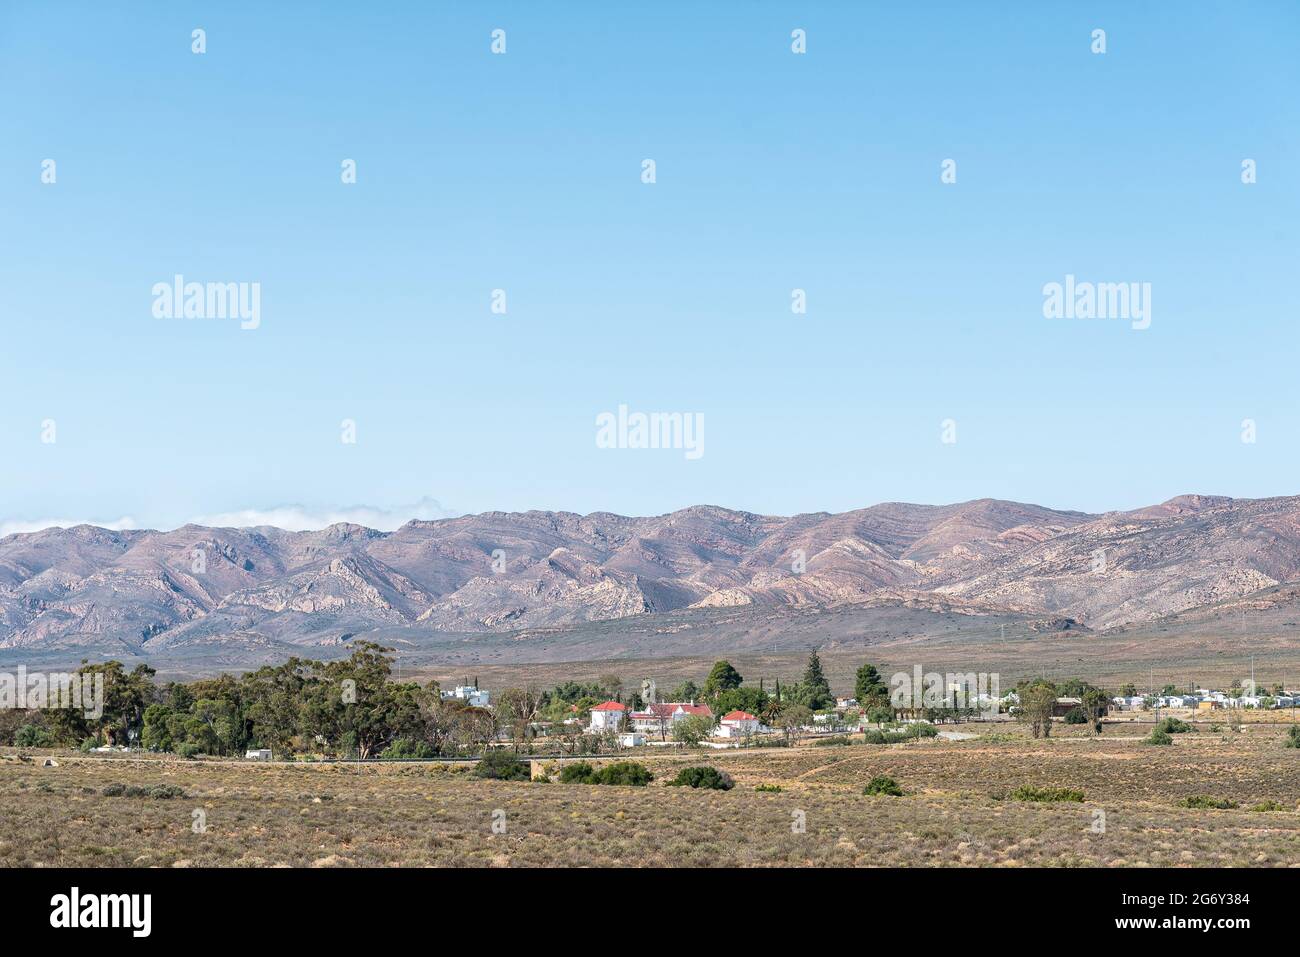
[1155,717,1193,735]
[176,743,203,760]
[473,749,530,781]
[863,775,904,796]
[559,762,597,783]
[148,784,184,800]
[14,724,54,748]
[1145,728,1173,746]
[1285,726,1300,749]
[560,760,653,786]
[1010,785,1085,803]
[1250,800,1285,812]
[1177,795,1238,809]
[863,723,938,745]
[101,783,126,797]
[1064,707,1088,725]
[667,766,733,790]
[754,783,783,793]
[815,735,855,747]
[593,761,653,786]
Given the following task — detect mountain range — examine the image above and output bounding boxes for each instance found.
[3,494,1299,671]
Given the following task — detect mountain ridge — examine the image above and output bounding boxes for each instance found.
[2,494,1295,663]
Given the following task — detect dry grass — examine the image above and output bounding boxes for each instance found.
[4,722,1300,867]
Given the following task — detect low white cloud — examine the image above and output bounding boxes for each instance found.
[0,516,137,538]
[191,497,458,532]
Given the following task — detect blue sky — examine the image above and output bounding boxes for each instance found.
[3,1,1298,532]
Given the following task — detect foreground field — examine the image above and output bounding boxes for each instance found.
[4,723,1300,867]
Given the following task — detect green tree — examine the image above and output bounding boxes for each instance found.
[1016,680,1056,739]
[775,703,813,745]
[855,663,889,708]
[668,680,699,703]
[672,714,715,746]
[801,651,834,710]
[703,661,743,699]
[713,686,769,717]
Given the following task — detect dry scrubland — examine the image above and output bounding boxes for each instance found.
[4,722,1300,867]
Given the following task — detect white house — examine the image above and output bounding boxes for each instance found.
[245,749,272,761]
[442,685,490,708]
[716,710,762,739]
[618,732,645,747]
[629,702,713,737]
[588,701,628,733]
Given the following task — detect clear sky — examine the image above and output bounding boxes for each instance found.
[3,1,1298,532]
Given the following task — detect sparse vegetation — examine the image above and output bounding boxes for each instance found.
[1178,795,1239,810]
[1010,785,1085,803]
[8,721,1300,866]
[863,723,938,745]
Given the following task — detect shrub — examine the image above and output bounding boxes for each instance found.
[101,783,126,797]
[148,784,184,800]
[667,766,734,790]
[1010,785,1085,803]
[815,735,854,747]
[78,737,98,753]
[1178,795,1238,809]
[1145,728,1173,746]
[1250,800,1285,812]
[560,760,653,786]
[558,761,597,784]
[863,775,904,796]
[176,743,203,759]
[1285,726,1300,749]
[863,723,938,745]
[1064,707,1088,725]
[1155,717,1193,735]
[14,724,53,748]
[594,761,653,787]
[754,783,783,793]
[473,749,530,781]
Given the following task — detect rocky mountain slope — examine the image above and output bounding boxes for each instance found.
[1,495,1298,663]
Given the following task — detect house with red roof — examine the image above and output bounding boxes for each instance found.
[716,710,762,738]
[587,700,628,733]
[629,702,713,739]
